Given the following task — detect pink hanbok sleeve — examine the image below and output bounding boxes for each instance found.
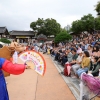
[2,60,25,75]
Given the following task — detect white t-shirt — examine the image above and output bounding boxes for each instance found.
[77,55,83,62]
[34,46,39,52]
[13,51,18,63]
[50,46,53,50]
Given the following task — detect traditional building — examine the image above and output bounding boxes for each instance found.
[37,34,47,43]
[0,27,9,38]
[36,34,55,43]
[10,30,35,43]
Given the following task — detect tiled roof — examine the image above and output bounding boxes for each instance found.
[37,34,47,40]
[10,30,35,36]
[0,27,8,34]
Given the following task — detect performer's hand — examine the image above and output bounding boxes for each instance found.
[24,63,30,69]
[25,65,31,69]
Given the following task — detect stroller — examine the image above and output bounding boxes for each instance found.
[80,73,100,100]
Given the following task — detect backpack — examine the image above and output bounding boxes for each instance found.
[64,62,71,76]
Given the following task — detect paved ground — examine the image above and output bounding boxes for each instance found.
[50,56,80,100]
[6,53,75,100]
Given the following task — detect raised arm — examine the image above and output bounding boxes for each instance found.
[0,58,26,75]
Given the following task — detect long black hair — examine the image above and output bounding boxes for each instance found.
[84,51,90,57]
[93,46,99,52]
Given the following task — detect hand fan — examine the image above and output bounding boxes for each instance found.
[18,50,46,76]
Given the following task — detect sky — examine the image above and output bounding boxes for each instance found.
[0,0,99,31]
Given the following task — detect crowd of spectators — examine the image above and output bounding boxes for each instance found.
[24,33,100,78]
[45,33,100,78]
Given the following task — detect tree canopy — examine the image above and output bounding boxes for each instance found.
[30,18,61,36]
[95,17,100,30]
[71,1,100,34]
[71,14,96,34]
[95,1,100,15]
[55,30,72,43]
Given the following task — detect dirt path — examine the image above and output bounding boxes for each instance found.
[6,54,75,100]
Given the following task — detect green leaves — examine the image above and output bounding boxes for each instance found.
[95,17,100,30]
[71,14,95,34]
[95,1,100,15]
[55,30,72,43]
[30,18,61,36]
[0,38,11,43]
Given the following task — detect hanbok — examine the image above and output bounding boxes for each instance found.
[0,58,25,100]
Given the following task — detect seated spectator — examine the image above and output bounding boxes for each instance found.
[70,49,78,65]
[77,44,82,54]
[96,34,100,45]
[58,49,66,63]
[61,49,72,66]
[50,48,55,56]
[81,42,85,51]
[91,39,96,46]
[54,48,62,61]
[97,47,100,57]
[60,49,78,75]
[92,46,99,57]
[88,56,100,77]
[48,45,52,53]
[69,45,75,51]
[71,50,83,77]
[43,44,47,54]
[65,49,73,62]
[87,45,93,57]
[76,51,90,77]
[84,40,89,51]
[73,45,78,51]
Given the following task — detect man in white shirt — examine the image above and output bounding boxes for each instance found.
[34,45,39,52]
[66,49,73,62]
[71,50,83,76]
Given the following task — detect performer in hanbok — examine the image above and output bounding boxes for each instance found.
[0,57,29,100]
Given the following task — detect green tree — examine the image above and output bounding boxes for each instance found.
[95,17,100,30]
[71,20,83,33]
[71,14,95,34]
[0,38,11,44]
[55,31,72,43]
[30,18,61,36]
[95,1,100,15]
[81,14,95,33]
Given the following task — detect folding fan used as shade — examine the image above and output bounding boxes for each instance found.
[18,50,46,76]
